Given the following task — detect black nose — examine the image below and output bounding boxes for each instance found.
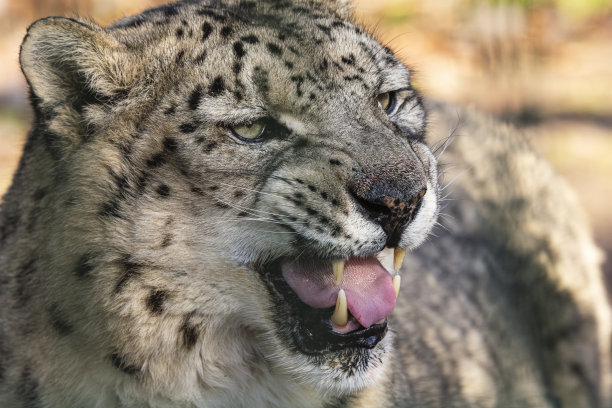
[349,181,427,247]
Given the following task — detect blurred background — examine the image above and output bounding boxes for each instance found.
[0,0,610,282]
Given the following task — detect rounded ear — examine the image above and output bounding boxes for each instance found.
[20,17,133,113]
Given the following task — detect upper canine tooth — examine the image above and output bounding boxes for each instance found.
[393,274,401,299]
[377,247,395,273]
[332,259,346,286]
[394,248,406,272]
[331,289,348,327]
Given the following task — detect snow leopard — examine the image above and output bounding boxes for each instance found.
[0,0,610,407]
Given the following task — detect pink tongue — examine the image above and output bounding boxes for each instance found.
[281,257,397,329]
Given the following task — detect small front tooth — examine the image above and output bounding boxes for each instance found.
[393,274,401,299]
[331,289,348,327]
[332,259,346,286]
[394,248,406,272]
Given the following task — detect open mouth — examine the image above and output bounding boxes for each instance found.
[259,248,405,355]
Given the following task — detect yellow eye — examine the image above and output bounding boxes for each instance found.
[232,120,266,141]
[377,92,391,111]
[377,91,396,114]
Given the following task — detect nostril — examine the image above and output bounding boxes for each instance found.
[349,186,427,244]
[411,189,426,219]
[349,191,392,224]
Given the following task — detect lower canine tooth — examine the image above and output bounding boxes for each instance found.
[393,274,401,298]
[332,259,345,286]
[331,289,348,327]
[394,248,406,272]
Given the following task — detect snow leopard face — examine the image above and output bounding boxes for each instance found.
[15,0,438,401]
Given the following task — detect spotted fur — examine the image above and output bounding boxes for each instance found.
[0,0,610,407]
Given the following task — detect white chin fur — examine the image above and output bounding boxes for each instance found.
[278,332,393,397]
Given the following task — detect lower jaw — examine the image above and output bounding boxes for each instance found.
[260,262,389,355]
[294,319,388,355]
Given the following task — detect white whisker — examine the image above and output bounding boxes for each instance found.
[440,167,471,192]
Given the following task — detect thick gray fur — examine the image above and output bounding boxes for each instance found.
[0,0,609,407]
